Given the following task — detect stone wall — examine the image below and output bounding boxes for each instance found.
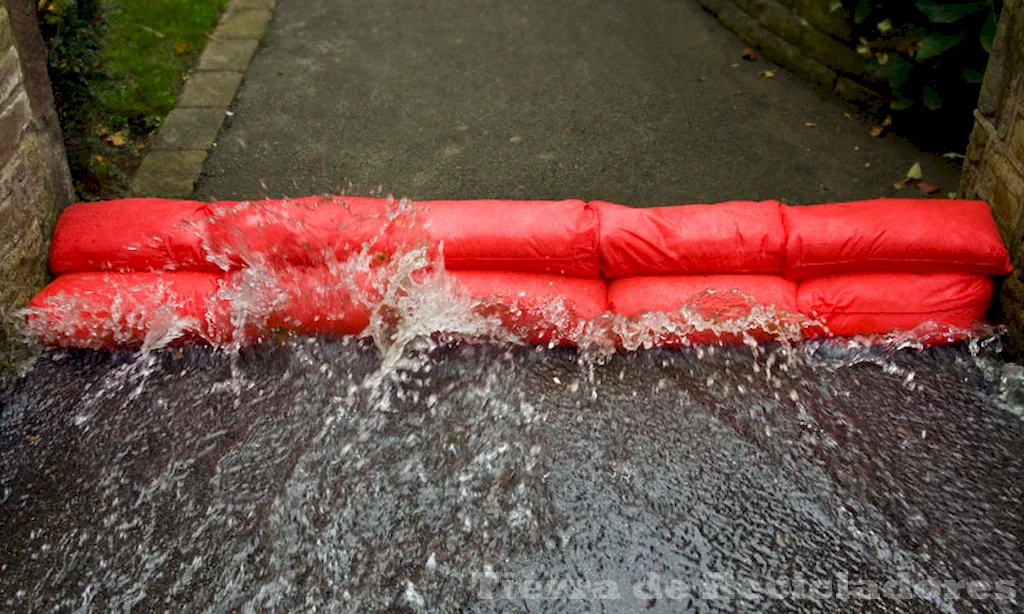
[961,0,1024,356]
[0,0,75,375]
[697,0,883,106]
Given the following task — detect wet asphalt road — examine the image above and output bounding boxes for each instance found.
[194,0,962,205]
[2,341,1022,612]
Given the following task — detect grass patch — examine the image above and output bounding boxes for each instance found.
[40,0,231,200]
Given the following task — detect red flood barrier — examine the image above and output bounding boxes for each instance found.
[30,196,1012,348]
[607,275,803,344]
[594,200,786,277]
[414,200,601,277]
[782,199,1012,279]
[205,196,401,268]
[26,272,231,349]
[50,199,217,274]
[797,273,994,336]
[450,270,608,345]
[257,268,378,337]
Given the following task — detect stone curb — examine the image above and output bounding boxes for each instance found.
[133,0,275,198]
[697,0,886,110]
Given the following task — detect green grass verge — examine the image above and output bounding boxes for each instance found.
[40,0,231,200]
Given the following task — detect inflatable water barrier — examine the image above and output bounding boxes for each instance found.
[26,196,1012,349]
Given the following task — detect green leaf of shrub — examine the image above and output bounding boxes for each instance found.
[963,68,985,83]
[981,10,997,53]
[915,1,986,23]
[916,31,965,60]
[890,94,916,110]
[854,0,872,24]
[922,85,943,110]
[866,53,914,88]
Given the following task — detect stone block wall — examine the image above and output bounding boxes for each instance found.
[697,0,884,106]
[961,0,1024,356]
[0,0,75,375]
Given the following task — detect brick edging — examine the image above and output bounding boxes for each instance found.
[132,0,276,198]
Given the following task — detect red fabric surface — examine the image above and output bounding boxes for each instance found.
[50,199,216,274]
[414,200,601,277]
[782,199,1012,279]
[26,272,229,348]
[797,272,993,336]
[607,275,801,344]
[593,200,785,277]
[607,275,797,316]
[449,270,608,344]
[205,196,401,268]
[257,268,377,336]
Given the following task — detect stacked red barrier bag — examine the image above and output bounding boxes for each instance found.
[27,195,1011,349]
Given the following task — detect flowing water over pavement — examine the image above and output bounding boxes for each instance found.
[2,338,1023,612]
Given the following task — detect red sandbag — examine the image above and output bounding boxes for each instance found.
[205,195,403,269]
[797,272,993,336]
[256,267,378,337]
[607,275,801,344]
[50,199,216,274]
[25,272,230,349]
[593,200,785,277]
[608,275,798,315]
[449,270,608,344]
[782,199,1012,280]
[413,200,601,277]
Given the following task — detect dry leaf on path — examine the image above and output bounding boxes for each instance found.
[805,122,816,128]
[174,41,190,55]
[906,163,923,180]
[759,70,775,78]
[107,132,127,147]
[870,125,885,138]
[915,181,940,195]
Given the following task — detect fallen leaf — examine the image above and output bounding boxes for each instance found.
[915,181,940,195]
[107,131,127,147]
[843,112,852,120]
[947,192,958,199]
[805,122,817,128]
[943,152,966,159]
[646,123,655,130]
[697,75,707,82]
[882,115,893,127]
[730,63,740,68]
[759,70,775,78]
[741,47,759,61]
[870,125,885,138]
[893,179,909,190]
[94,125,109,137]
[174,40,190,55]
[906,162,923,180]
